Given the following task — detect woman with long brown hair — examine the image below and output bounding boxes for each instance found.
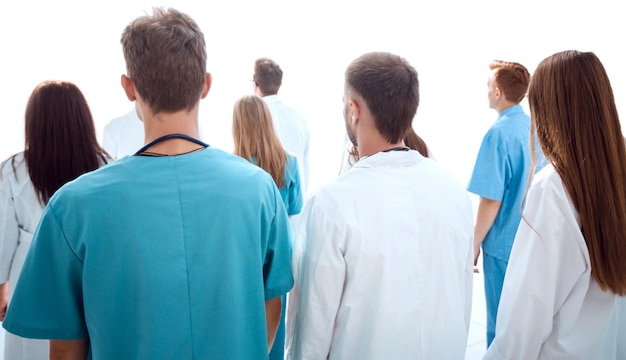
[232,95,302,359]
[485,50,626,359]
[0,80,109,359]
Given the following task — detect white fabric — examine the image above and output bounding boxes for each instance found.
[263,95,310,195]
[286,150,474,360]
[0,154,48,359]
[338,136,436,176]
[102,109,145,160]
[484,165,626,360]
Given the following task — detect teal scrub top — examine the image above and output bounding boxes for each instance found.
[252,153,302,216]
[3,147,294,359]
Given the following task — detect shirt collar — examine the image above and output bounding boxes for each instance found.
[353,149,422,169]
[263,95,281,104]
[498,104,524,119]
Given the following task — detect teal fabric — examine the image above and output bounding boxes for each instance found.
[251,154,303,216]
[278,154,303,216]
[269,154,302,360]
[3,147,294,360]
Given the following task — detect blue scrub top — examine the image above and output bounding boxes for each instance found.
[468,105,541,261]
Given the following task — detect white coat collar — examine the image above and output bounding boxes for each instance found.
[263,95,281,104]
[353,149,423,169]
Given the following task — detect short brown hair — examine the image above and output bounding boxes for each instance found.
[345,52,419,144]
[253,58,282,96]
[489,60,530,104]
[121,8,207,114]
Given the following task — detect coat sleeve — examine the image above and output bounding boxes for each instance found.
[286,195,345,360]
[483,179,588,359]
[0,170,19,283]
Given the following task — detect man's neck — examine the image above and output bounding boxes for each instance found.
[357,135,406,158]
[141,109,203,155]
[496,101,517,114]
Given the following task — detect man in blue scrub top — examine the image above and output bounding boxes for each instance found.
[2,8,293,359]
[468,60,542,347]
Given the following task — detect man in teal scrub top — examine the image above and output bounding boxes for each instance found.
[2,8,293,360]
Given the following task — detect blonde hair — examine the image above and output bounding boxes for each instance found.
[232,95,287,188]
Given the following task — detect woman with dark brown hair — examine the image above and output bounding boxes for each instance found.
[485,50,626,359]
[0,80,109,359]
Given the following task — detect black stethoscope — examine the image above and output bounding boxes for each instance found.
[134,134,209,157]
[382,146,410,152]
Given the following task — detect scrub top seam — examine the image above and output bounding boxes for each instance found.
[174,157,194,358]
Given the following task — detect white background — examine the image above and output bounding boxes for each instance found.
[1,0,624,194]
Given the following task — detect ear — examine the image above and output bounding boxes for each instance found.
[200,73,212,99]
[121,75,136,101]
[253,82,263,97]
[494,87,502,100]
[349,98,361,125]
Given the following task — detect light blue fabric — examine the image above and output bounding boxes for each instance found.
[3,147,294,360]
[483,253,507,347]
[468,104,544,351]
[467,105,535,261]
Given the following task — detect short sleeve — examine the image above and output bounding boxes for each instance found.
[467,129,508,201]
[262,186,294,300]
[2,203,88,340]
[287,157,303,216]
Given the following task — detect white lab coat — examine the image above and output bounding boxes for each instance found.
[286,150,474,360]
[0,154,48,359]
[263,95,310,195]
[484,165,626,360]
[102,109,145,160]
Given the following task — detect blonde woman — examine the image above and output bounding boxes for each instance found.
[232,95,303,359]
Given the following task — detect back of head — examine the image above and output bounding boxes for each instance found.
[528,50,626,295]
[232,95,275,158]
[529,51,621,169]
[489,60,530,104]
[121,8,206,114]
[23,80,107,204]
[253,58,282,96]
[232,95,286,188]
[345,52,419,143]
